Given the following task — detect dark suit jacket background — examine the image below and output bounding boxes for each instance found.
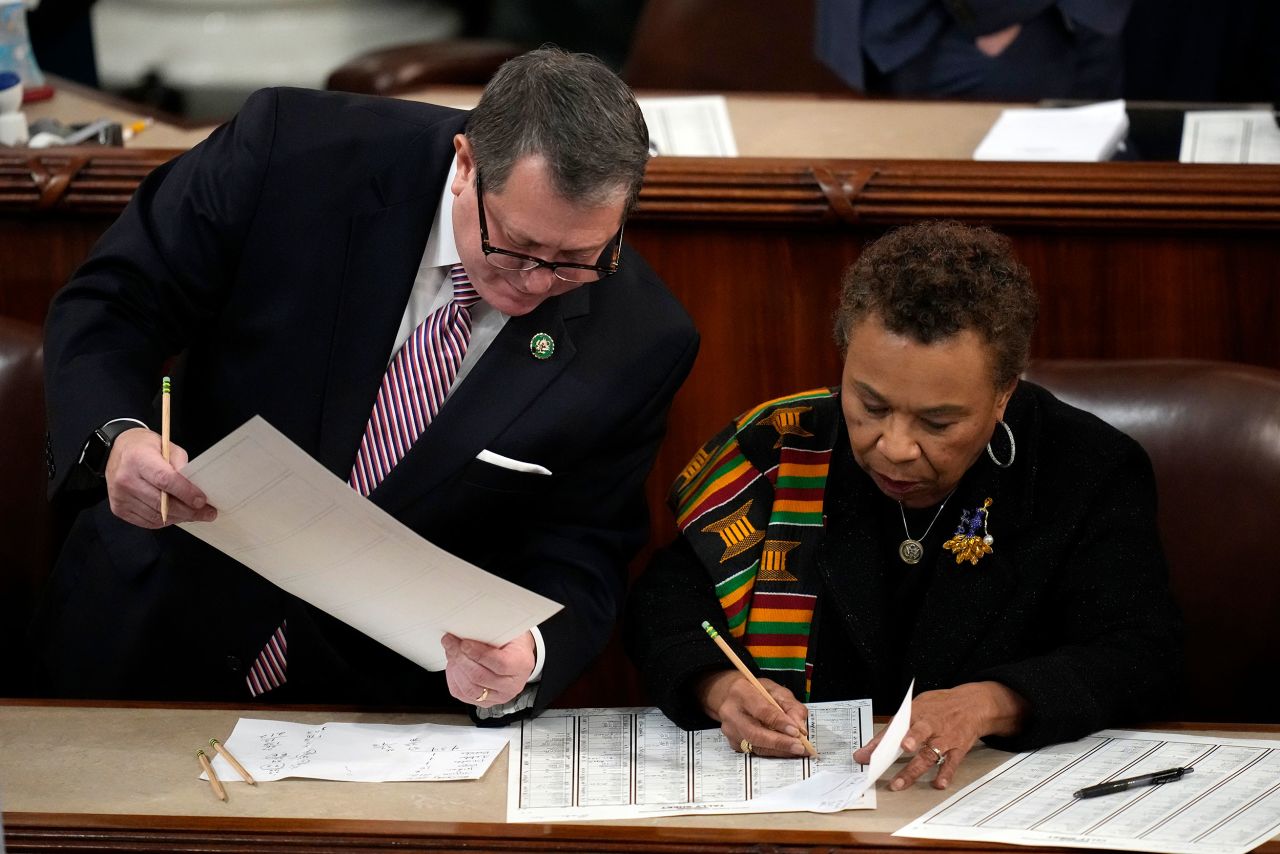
[37,88,699,711]
[815,0,1133,97]
[625,382,1183,752]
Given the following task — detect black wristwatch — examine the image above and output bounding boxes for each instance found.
[82,420,146,479]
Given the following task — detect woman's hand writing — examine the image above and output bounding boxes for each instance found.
[697,670,811,757]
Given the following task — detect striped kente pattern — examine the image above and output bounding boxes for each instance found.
[349,264,480,496]
[743,591,817,673]
[673,388,831,530]
[716,562,759,637]
[768,446,830,528]
[672,388,838,700]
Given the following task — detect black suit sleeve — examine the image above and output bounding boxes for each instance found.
[44,88,280,497]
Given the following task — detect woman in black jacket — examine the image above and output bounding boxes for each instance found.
[624,220,1182,794]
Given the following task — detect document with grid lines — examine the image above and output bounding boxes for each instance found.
[506,700,873,821]
[896,729,1280,854]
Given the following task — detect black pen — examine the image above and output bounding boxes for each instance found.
[1073,767,1194,799]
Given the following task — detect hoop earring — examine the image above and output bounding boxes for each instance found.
[986,420,1015,468]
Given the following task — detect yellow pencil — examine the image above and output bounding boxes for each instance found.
[701,621,818,757]
[196,748,227,801]
[210,738,256,785]
[160,376,170,524]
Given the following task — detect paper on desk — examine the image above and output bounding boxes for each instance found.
[895,728,1280,854]
[973,99,1128,161]
[177,416,562,671]
[1180,110,1280,164]
[638,95,738,156]
[200,718,509,782]
[748,679,914,814]
[507,699,873,822]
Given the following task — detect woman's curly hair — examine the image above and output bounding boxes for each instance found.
[833,221,1038,389]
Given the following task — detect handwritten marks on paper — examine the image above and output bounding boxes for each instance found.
[202,718,509,783]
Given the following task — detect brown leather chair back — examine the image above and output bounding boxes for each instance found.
[622,0,848,92]
[328,0,851,96]
[0,316,51,695]
[1024,359,1280,723]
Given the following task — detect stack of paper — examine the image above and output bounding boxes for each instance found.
[1180,111,1280,164]
[973,99,1129,162]
[638,95,738,157]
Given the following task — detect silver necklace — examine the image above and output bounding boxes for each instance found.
[897,491,955,565]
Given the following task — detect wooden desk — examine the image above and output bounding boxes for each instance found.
[2,702,1277,853]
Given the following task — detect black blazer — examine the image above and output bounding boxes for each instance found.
[625,382,1183,751]
[38,88,699,711]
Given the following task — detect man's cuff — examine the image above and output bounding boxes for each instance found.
[527,625,546,683]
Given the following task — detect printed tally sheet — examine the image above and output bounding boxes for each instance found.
[896,729,1280,854]
[178,416,562,671]
[505,700,875,821]
[199,718,509,783]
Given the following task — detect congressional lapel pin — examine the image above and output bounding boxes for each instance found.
[943,498,995,565]
[530,332,555,360]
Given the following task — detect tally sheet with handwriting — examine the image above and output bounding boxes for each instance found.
[177,416,562,670]
[200,718,509,783]
[896,729,1280,854]
[505,700,878,822]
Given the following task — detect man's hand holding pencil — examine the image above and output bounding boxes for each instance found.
[105,428,216,529]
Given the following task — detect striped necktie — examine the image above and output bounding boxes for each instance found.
[245,264,481,697]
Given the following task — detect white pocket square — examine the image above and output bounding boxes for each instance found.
[476,449,552,476]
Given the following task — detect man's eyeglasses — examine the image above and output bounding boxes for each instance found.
[475,172,624,284]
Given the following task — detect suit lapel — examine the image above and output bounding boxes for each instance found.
[316,119,463,478]
[370,286,588,516]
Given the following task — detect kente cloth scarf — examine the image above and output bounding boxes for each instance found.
[669,388,842,701]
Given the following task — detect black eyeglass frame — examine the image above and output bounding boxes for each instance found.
[475,172,625,282]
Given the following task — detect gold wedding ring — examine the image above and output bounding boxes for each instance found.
[739,738,753,754]
[474,687,490,704]
[928,745,946,766]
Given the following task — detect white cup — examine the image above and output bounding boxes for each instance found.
[0,111,29,146]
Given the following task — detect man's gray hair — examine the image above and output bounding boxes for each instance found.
[466,46,650,211]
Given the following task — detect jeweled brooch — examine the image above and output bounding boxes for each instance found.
[943,497,995,565]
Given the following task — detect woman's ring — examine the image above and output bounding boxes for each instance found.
[928,744,946,766]
[474,687,490,704]
[739,738,753,754]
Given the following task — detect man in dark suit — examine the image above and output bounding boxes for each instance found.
[37,47,698,722]
[815,0,1134,100]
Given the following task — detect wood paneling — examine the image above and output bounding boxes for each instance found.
[4,148,1279,711]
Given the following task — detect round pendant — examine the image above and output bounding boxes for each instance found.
[898,538,924,565]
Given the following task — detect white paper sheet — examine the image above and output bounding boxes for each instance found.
[199,718,509,782]
[973,99,1129,162]
[638,95,738,156]
[177,416,562,671]
[1179,111,1280,164]
[895,729,1280,854]
[744,679,916,814]
[505,700,875,822]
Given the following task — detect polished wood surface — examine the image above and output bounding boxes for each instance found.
[2,702,1276,853]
